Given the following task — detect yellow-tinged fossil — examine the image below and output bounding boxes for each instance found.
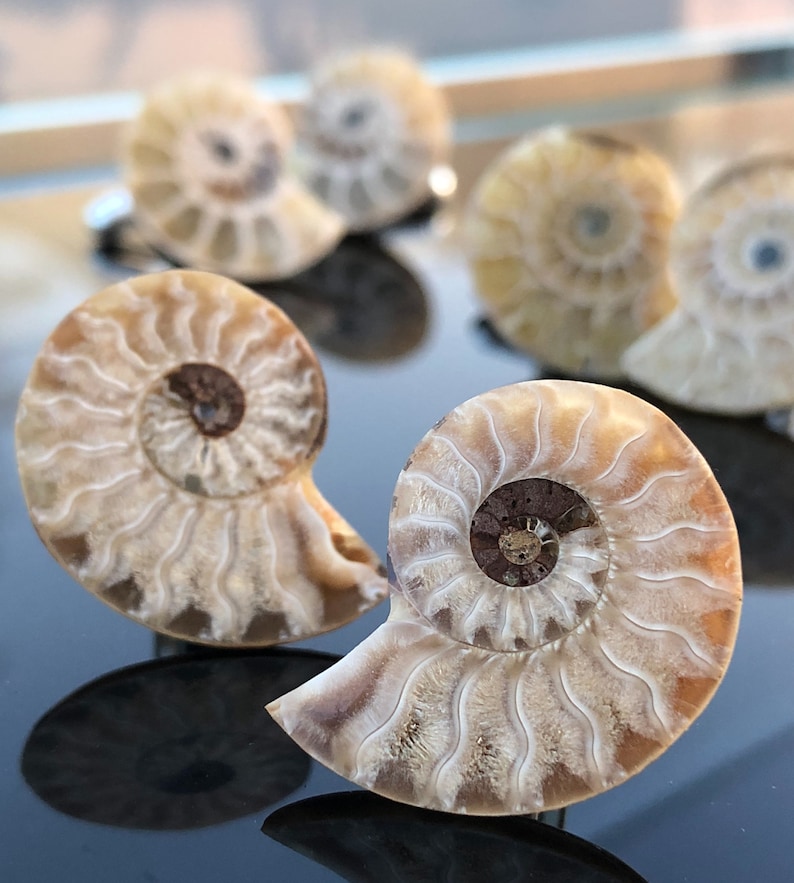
[465,129,680,377]
[624,155,794,413]
[123,72,345,281]
[268,380,742,815]
[296,48,451,232]
[15,269,388,645]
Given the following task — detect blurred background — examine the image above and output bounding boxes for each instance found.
[1,0,792,102]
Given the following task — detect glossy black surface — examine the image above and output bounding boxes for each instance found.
[22,650,337,831]
[264,792,647,882]
[2,204,794,883]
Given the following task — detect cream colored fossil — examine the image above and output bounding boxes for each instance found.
[465,129,680,377]
[624,155,794,413]
[268,380,742,815]
[296,48,451,232]
[15,269,388,646]
[123,72,345,281]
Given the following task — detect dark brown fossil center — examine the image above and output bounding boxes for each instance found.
[166,363,245,438]
[202,133,282,202]
[470,478,599,587]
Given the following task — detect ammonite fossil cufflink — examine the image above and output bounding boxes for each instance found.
[113,72,345,281]
[623,154,794,414]
[295,48,453,232]
[268,379,742,815]
[465,128,680,378]
[15,269,388,646]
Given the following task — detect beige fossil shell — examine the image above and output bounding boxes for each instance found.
[465,129,680,377]
[15,269,388,646]
[268,380,742,815]
[623,155,794,414]
[296,48,451,232]
[124,72,345,281]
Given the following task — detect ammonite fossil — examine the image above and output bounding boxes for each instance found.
[623,155,794,414]
[15,269,388,645]
[123,72,345,281]
[268,380,742,815]
[465,129,680,377]
[22,650,336,829]
[296,48,451,232]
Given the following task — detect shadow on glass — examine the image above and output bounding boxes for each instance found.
[21,648,337,830]
[259,238,429,363]
[262,790,647,882]
[84,189,430,363]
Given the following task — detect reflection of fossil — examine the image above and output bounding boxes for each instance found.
[297,49,451,232]
[269,381,742,815]
[262,240,429,362]
[22,650,336,830]
[264,791,647,882]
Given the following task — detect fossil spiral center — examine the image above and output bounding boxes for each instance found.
[552,185,640,277]
[497,517,555,568]
[576,204,612,239]
[307,86,392,162]
[745,236,788,273]
[166,363,245,438]
[186,127,281,202]
[470,478,599,588]
[342,99,374,130]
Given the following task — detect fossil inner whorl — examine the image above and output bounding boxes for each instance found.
[670,156,794,323]
[306,87,388,161]
[470,478,603,589]
[181,126,282,204]
[166,363,245,438]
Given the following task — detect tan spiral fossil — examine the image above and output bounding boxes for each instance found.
[268,380,742,815]
[15,270,388,646]
[123,72,345,281]
[465,129,680,377]
[296,48,451,232]
[623,155,794,414]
